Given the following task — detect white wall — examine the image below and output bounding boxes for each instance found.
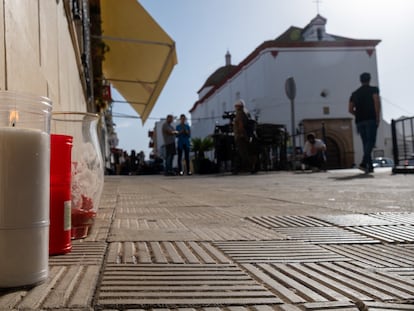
[191,45,388,165]
[0,1,87,112]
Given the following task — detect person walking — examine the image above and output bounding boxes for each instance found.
[162,114,177,175]
[348,72,381,173]
[176,114,192,175]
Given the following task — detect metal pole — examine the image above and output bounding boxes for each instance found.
[285,77,297,168]
[290,98,296,159]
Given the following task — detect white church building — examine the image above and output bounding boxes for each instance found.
[189,15,392,169]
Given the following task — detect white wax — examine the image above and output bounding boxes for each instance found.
[0,128,50,287]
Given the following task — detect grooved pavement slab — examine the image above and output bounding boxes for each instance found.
[369,212,414,225]
[270,226,380,244]
[2,169,414,310]
[243,261,414,303]
[246,215,334,228]
[214,240,349,263]
[107,241,232,264]
[97,264,282,308]
[322,244,414,268]
[346,225,414,243]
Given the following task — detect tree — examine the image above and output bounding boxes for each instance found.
[191,137,214,160]
[191,137,215,174]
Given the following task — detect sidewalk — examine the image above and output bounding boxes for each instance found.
[2,168,414,310]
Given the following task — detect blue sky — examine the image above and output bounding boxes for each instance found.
[112,0,414,157]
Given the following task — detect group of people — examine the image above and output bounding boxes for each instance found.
[109,148,146,175]
[233,98,327,174]
[303,71,380,173]
[160,71,380,175]
[162,114,192,176]
[232,71,380,174]
[301,72,380,173]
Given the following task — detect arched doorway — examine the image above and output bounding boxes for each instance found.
[302,118,354,169]
[325,136,341,169]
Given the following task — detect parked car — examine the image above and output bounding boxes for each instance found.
[403,157,414,166]
[372,157,394,168]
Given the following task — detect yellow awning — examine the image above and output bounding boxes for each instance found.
[99,0,177,124]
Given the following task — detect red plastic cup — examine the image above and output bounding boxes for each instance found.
[49,134,73,255]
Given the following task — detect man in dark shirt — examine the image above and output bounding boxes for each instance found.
[162,114,177,175]
[348,72,381,173]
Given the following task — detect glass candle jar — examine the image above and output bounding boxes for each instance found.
[51,112,104,239]
[0,91,52,288]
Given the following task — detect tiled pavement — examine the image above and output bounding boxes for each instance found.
[2,168,414,310]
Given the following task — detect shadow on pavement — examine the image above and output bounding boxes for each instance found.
[329,173,374,181]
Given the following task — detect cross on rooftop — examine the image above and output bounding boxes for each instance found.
[314,0,322,14]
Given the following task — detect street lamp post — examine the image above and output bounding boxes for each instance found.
[285,77,296,165]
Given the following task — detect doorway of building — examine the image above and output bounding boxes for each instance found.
[325,137,341,169]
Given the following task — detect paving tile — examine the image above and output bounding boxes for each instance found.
[82,207,114,242]
[345,225,414,243]
[242,262,414,304]
[369,212,414,225]
[112,217,188,230]
[302,301,359,310]
[214,240,349,263]
[187,223,285,241]
[108,227,199,241]
[0,265,99,310]
[109,221,284,242]
[0,236,106,310]
[322,244,414,268]
[115,206,235,221]
[49,241,107,266]
[107,241,232,264]
[359,301,414,310]
[98,305,303,311]
[379,267,414,283]
[245,215,333,228]
[96,264,282,308]
[313,214,398,226]
[272,227,380,244]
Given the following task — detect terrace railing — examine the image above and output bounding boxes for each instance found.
[391,117,414,173]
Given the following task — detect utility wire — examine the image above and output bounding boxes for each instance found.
[111,96,414,122]
[111,112,236,122]
[381,96,413,116]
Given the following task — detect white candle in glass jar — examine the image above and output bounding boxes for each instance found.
[0,127,50,287]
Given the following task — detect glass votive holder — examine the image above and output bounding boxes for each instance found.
[51,112,104,239]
